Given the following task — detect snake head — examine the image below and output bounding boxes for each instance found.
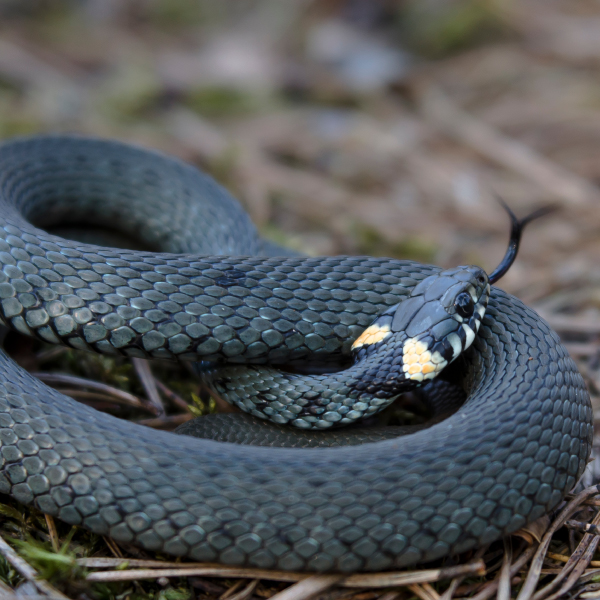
[352,266,490,384]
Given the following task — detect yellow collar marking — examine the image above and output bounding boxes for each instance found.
[352,324,391,350]
[402,337,447,382]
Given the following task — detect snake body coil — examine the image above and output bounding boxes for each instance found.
[0,136,592,572]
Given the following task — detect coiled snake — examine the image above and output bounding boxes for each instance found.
[0,136,592,572]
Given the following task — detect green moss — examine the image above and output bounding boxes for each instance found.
[185,87,264,118]
[355,224,437,263]
[159,588,192,600]
[44,346,134,390]
[259,223,305,254]
[12,534,81,583]
[0,554,20,589]
[188,391,217,416]
[145,0,206,28]
[204,146,240,190]
[103,86,162,121]
[398,0,509,58]
[0,117,41,139]
[0,495,197,598]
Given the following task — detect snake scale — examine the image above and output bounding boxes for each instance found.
[0,135,592,572]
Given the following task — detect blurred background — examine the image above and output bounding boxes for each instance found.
[0,1,600,444]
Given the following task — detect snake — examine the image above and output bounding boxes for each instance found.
[0,135,591,572]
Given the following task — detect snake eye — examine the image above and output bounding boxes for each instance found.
[454,292,474,318]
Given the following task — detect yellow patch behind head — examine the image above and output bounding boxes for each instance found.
[402,336,447,382]
[352,324,391,350]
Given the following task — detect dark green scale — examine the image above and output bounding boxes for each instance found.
[0,136,592,572]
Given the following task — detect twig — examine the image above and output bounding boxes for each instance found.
[228,579,260,600]
[132,358,165,416]
[516,485,600,600]
[0,531,70,599]
[409,582,441,600]
[440,578,462,600]
[54,388,154,411]
[102,536,124,558]
[219,579,245,600]
[44,515,59,554]
[546,553,600,568]
[417,83,600,207]
[497,537,513,600]
[423,582,442,599]
[155,379,191,412]
[533,509,600,600]
[546,548,600,599]
[33,373,154,413]
[193,579,227,596]
[136,413,193,428]
[582,500,600,507]
[439,578,461,600]
[577,568,600,585]
[566,520,600,535]
[268,575,344,600]
[0,579,16,599]
[469,543,537,600]
[79,557,192,568]
[35,347,69,364]
[377,593,402,600]
[85,560,485,587]
[440,545,489,600]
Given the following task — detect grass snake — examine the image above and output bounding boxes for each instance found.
[0,135,592,572]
